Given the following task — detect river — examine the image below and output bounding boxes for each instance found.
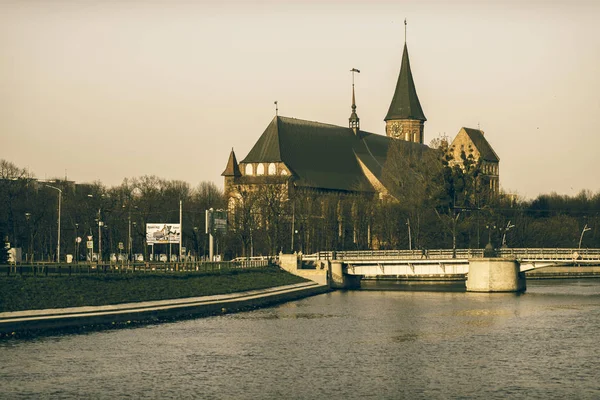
[1,280,600,399]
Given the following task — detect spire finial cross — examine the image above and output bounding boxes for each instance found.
[404,18,407,44]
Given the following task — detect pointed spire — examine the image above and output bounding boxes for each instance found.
[221,148,241,177]
[384,42,426,122]
[349,68,360,132]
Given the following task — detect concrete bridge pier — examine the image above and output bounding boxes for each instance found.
[466,258,526,293]
[330,261,362,289]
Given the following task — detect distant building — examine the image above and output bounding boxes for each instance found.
[448,127,500,194]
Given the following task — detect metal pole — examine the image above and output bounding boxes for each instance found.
[179,200,183,261]
[407,218,412,251]
[291,203,295,252]
[45,185,62,262]
[58,190,61,262]
[98,209,102,263]
[128,213,131,262]
[579,224,591,249]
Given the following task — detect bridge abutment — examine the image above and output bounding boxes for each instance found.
[466,258,526,293]
[330,261,362,289]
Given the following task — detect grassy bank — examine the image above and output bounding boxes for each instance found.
[0,267,307,312]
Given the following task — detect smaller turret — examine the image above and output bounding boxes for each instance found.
[349,68,360,136]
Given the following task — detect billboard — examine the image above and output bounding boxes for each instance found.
[146,223,181,244]
[206,209,228,235]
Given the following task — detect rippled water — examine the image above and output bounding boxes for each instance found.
[1,280,600,399]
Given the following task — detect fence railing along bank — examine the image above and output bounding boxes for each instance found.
[1,259,271,277]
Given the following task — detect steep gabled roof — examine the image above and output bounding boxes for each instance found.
[241,116,374,192]
[385,43,426,122]
[242,117,283,163]
[222,149,241,177]
[239,116,433,195]
[461,127,500,163]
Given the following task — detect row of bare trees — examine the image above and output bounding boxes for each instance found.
[2,154,600,263]
[0,160,225,262]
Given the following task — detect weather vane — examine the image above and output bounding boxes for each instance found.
[350,68,360,86]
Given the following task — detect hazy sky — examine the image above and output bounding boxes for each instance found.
[1,0,599,199]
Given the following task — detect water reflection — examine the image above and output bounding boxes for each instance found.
[361,279,466,292]
[1,280,599,399]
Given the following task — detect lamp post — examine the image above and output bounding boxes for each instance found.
[193,226,199,261]
[97,211,103,263]
[484,223,497,257]
[128,213,132,262]
[88,194,103,263]
[75,223,80,264]
[406,218,412,251]
[579,224,591,249]
[501,221,515,248]
[25,212,32,262]
[45,185,62,262]
[132,221,137,260]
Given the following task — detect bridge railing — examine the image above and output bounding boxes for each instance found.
[497,248,600,261]
[301,248,600,262]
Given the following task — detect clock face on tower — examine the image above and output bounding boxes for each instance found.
[390,122,403,139]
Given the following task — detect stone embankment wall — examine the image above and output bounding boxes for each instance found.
[0,282,329,336]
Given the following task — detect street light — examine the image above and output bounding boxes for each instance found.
[501,221,515,248]
[193,226,200,261]
[45,185,62,262]
[25,212,32,262]
[75,223,80,263]
[88,194,103,263]
[484,223,497,257]
[579,224,591,249]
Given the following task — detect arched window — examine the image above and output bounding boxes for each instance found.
[257,163,265,175]
[280,169,288,176]
[268,163,276,175]
[245,164,253,176]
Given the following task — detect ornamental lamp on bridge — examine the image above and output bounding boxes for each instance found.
[484,223,497,257]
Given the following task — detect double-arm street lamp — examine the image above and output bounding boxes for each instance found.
[501,221,516,248]
[45,185,62,262]
[579,224,591,249]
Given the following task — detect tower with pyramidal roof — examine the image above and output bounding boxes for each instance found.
[384,21,426,144]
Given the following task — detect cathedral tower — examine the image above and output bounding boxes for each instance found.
[384,27,426,143]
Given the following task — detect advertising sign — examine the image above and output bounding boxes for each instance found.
[146,223,181,244]
[205,209,228,235]
[213,210,228,235]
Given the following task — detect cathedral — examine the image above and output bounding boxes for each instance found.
[222,38,499,206]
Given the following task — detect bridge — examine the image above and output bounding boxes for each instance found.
[295,248,600,292]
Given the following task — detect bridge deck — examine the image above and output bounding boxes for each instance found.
[301,248,600,276]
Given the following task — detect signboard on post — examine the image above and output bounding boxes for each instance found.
[206,209,228,235]
[146,223,181,244]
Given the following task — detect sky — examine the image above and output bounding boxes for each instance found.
[1,0,599,199]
